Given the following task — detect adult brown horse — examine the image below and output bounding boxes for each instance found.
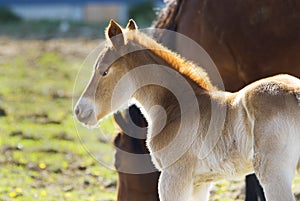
[114,0,300,200]
[113,106,160,201]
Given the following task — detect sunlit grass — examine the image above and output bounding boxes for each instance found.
[0,39,116,201]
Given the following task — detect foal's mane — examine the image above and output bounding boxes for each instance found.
[125,30,216,91]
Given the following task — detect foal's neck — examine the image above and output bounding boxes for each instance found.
[130,50,206,137]
[133,84,181,139]
[130,49,203,108]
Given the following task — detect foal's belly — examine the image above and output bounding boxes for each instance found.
[194,169,254,184]
[194,156,254,183]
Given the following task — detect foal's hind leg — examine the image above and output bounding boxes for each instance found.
[253,153,296,201]
[252,131,299,201]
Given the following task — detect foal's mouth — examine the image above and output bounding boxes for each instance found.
[75,108,98,128]
[78,115,99,129]
[78,109,93,122]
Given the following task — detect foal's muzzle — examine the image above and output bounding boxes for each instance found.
[75,106,93,122]
[74,98,96,125]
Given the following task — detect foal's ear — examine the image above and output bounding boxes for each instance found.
[106,20,125,47]
[126,19,138,30]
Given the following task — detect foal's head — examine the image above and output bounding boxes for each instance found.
[75,19,214,127]
[75,19,145,127]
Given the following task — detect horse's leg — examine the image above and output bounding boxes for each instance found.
[245,174,258,201]
[245,174,266,201]
[189,182,212,201]
[158,168,193,201]
[255,175,266,201]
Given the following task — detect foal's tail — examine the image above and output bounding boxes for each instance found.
[295,92,300,106]
[294,90,300,106]
[296,92,300,173]
[294,91,300,174]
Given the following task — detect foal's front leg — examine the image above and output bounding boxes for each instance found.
[158,167,193,201]
[189,182,212,201]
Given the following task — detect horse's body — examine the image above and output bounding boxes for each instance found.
[75,20,300,201]
[155,0,300,91]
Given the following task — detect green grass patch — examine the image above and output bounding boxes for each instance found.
[0,39,116,201]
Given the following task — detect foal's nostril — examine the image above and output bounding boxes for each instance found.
[75,106,80,116]
[74,98,95,124]
[75,107,94,123]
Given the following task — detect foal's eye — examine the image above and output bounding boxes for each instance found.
[101,70,108,76]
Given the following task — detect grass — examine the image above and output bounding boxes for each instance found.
[0,38,299,201]
[0,39,116,201]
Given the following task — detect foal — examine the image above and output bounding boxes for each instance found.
[75,20,300,201]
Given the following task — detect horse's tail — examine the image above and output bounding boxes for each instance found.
[153,0,184,30]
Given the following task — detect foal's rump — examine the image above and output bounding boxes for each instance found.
[238,75,300,200]
[250,74,300,134]
[244,74,300,112]
[269,74,300,102]
[242,74,300,172]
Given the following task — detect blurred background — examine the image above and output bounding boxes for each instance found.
[0,0,163,201]
[0,0,162,38]
[0,0,299,201]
